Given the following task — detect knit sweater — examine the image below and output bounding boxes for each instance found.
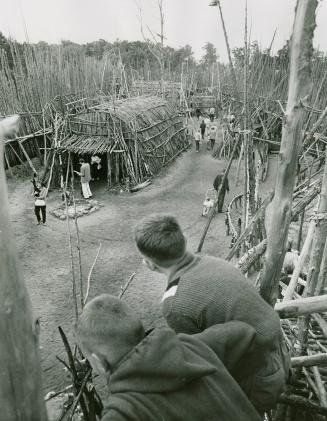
[162,253,283,381]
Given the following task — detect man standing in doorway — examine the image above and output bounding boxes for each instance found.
[74,158,93,199]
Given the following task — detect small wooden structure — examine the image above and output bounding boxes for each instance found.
[60,95,189,187]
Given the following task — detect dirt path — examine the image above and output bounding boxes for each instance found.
[8,121,277,392]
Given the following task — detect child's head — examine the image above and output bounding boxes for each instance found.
[77,294,145,376]
[134,214,186,272]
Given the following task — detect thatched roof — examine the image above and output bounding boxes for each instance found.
[61,95,182,155]
[91,96,167,126]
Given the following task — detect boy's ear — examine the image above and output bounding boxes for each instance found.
[143,258,157,272]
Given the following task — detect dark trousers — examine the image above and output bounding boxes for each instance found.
[210,138,215,150]
[217,191,226,212]
[35,205,46,223]
[196,141,200,151]
[200,129,205,139]
[209,114,214,122]
[214,187,226,212]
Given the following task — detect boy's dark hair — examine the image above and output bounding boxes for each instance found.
[134,214,186,264]
[79,157,85,163]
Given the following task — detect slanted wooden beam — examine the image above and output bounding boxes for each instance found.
[275,294,327,318]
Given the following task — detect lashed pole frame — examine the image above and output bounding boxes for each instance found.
[0,116,48,420]
[260,0,318,306]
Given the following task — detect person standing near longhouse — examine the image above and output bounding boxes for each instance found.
[33,181,47,225]
[134,214,290,416]
[209,106,215,122]
[213,168,229,212]
[74,158,93,199]
[209,124,217,150]
[194,130,201,152]
[200,119,206,140]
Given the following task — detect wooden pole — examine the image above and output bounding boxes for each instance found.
[18,140,37,174]
[107,151,111,189]
[291,352,327,368]
[0,116,48,421]
[305,150,327,296]
[215,1,238,94]
[260,0,318,306]
[275,293,327,318]
[283,218,315,301]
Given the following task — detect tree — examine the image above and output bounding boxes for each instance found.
[201,42,218,65]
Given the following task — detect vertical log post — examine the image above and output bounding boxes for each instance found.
[260,0,318,306]
[107,151,112,189]
[0,116,48,420]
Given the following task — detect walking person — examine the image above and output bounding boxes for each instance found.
[209,106,215,122]
[195,107,201,120]
[194,130,201,152]
[213,168,229,212]
[209,125,217,150]
[200,119,206,140]
[33,182,47,225]
[74,158,93,199]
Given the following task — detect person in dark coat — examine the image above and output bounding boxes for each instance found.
[213,168,230,212]
[195,107,201,119]
[135,214,290,416]
[200,119,206,140]
[77,294,261,421]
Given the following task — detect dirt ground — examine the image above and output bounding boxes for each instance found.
[8,119,278,393]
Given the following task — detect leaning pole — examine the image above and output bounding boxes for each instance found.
[0,117,48,420]
[260,0,318,306]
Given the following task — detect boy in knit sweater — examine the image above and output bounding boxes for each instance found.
[134,214,290,415]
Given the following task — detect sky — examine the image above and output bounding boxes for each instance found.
[0,0,327,62]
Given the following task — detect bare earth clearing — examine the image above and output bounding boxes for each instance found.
[8,122,277,392]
